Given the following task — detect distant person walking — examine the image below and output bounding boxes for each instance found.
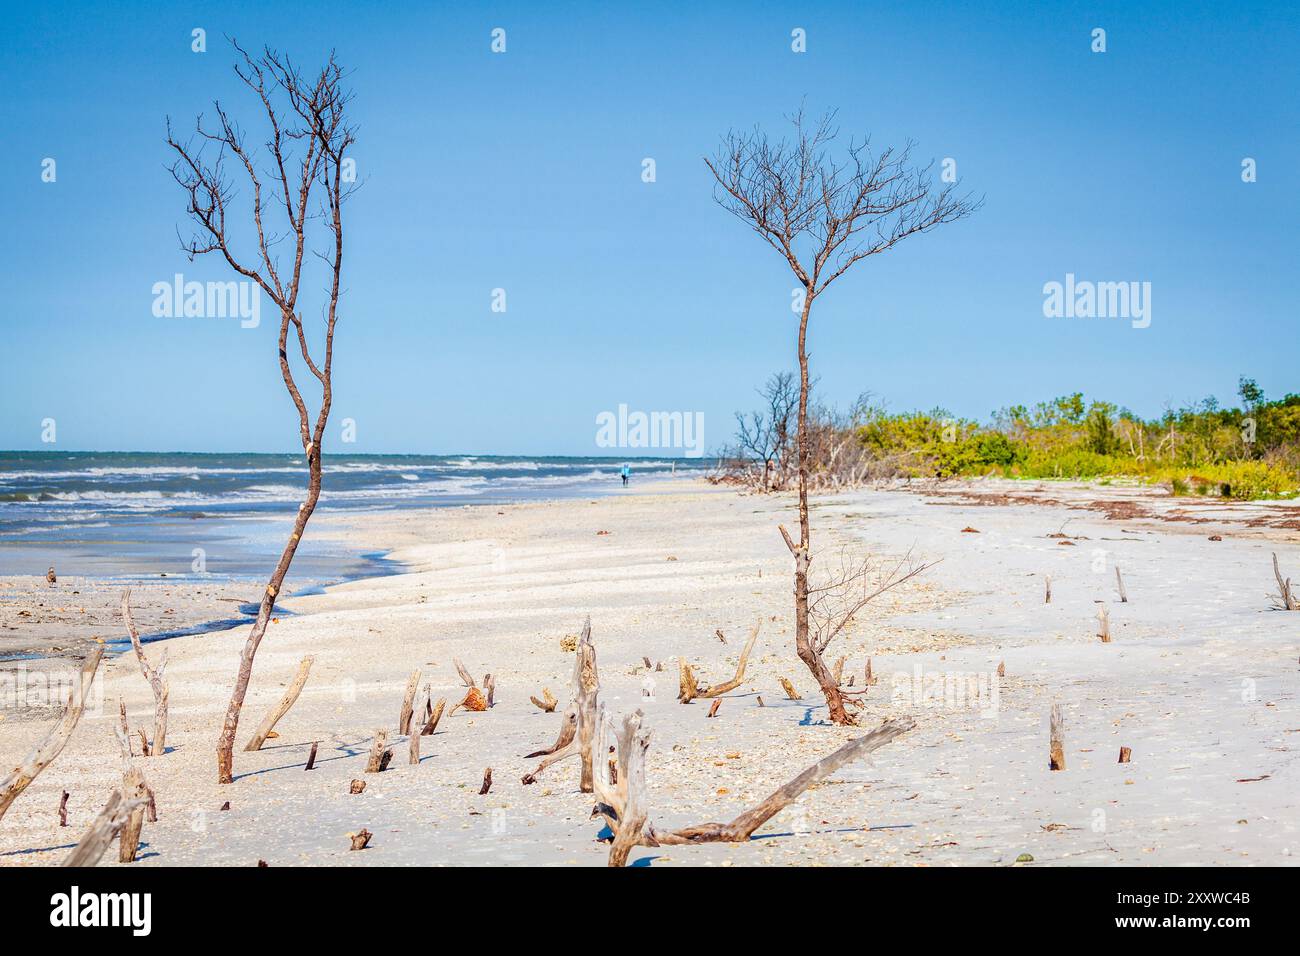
[620,464,630,486]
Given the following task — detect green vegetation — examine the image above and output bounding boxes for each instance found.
[854,378,1300,500]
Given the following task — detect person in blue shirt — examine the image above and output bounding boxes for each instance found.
[620,464,630,486]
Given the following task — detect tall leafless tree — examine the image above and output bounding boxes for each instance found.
[167,42,357,782]
[706,109,978,724]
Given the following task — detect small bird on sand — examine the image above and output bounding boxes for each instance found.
[46,566,57,586]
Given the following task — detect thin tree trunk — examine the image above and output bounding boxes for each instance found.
[216,451,323,783]
[790,293,852,725]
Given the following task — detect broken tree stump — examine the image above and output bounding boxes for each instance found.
[1115,566,1128,603]
[305,741,319,771]
[0,645,102,823]
[483,673,496,708]
[1118,746,1132,763]
[349,779,366,795]
[997,660,1005,678]
[778,677,802,700]
[1049,703,1066,771]
[706,699,721,718]
[58,790,69,827]
[479,768,493,794]
[397,668,421,735]
[1098,607,1111,643]
[349,829,372,851]
[1045,574,1052,604]
[364,730,392,773]
[118,766,149,863]
[63,790,148,868]
[244,654,315,751]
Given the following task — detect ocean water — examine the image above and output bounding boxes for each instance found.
[0,452,698,579]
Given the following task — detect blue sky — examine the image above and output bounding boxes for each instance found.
[2,1,1296,455]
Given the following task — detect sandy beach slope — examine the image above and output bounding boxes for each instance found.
[1,479,1297,866]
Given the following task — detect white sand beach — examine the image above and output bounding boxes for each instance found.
[1,479,1297,867]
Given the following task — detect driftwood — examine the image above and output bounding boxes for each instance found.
[349,779,366,795]
[1118,746,1132,764]
[1045,574,1052,604]
[1049,703,1065,771]
[1115,566,1128,603]
[1272,553,1298,610]
[137,728,151,757]
[397,668,421,735]
[420,698,447,735]
[118,699,131,755]
[679,620,761,703]
[122,589,169,755]
[349,829,372,850]
[58,790,70,827]
[409,689,427,765]
[530,687,558,712]
[479,768,493,794]
[520,619,596,789]
[453,658,477,687]
[0,645,102,822]
[997,660,1005,678]
[706,699,721,718]
[118,766,149,863]
[483,673,496,708]
[64,790,148,867]
[364,730,392,773]
[1097,607,1111,643]
[593,711,915,866]
[778,677,802,700]
[305,741,318,771]
[244,655,315,751]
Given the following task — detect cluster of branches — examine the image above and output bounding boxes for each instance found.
[712,377,895,492]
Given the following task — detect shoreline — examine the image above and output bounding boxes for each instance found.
[1,478,1296,866]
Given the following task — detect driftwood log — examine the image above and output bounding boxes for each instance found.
[122,590,169,755]
[397,668,421,735]
[420,697,447,735]
[678,620,761,704]
[0,645,103,822]
[64,790,149,867]
[118,766,150,863]
[244,655,315,751]
[364,730,392,773]
[593,708,915,866]
[520,619,596,789]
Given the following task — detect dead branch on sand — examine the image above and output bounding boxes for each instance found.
[678,619,761,703]
[0,646,102,822]
[1272,553,1298,610]
[64,790,149,867]
[121,590,169,756]
[244,655,315,751]
[592,706,914,866]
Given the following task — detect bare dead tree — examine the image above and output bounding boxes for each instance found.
[706,108,978,723]
[732,372,799,491]
[166,41,357,783]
